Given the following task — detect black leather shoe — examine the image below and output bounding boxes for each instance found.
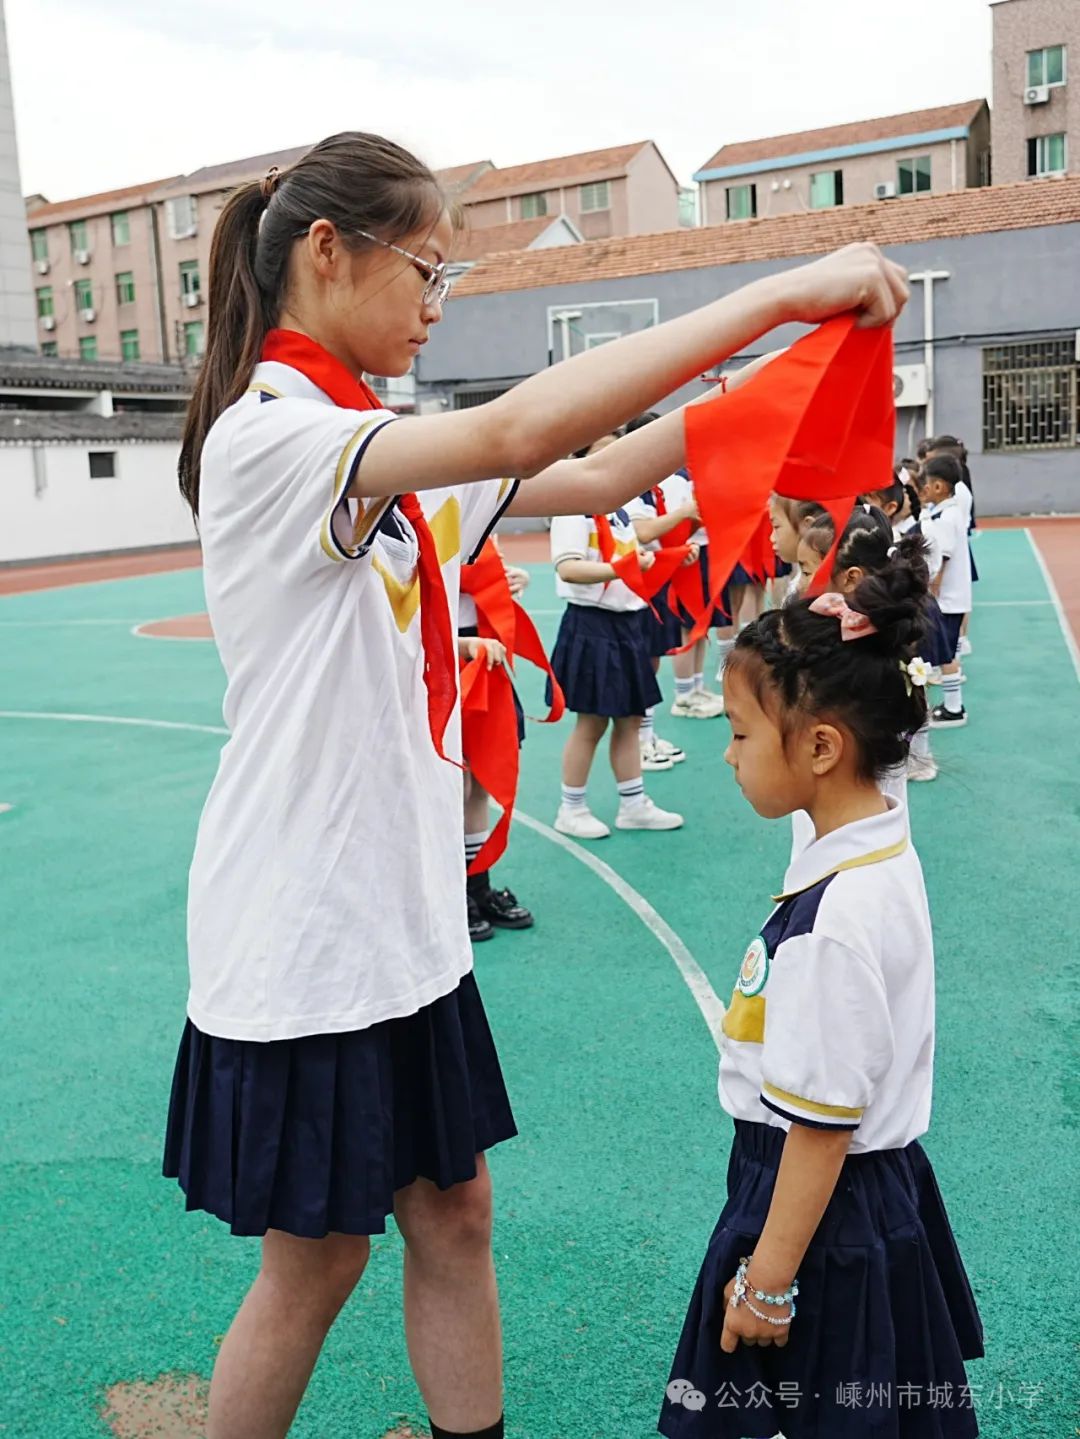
[476,886,534,930]
[467,894,495,942]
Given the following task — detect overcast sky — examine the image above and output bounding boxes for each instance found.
[9,0,995,201]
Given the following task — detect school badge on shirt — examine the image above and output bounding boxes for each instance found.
[737,936,769,997]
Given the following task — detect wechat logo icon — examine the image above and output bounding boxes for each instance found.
[666,1378,707,1412]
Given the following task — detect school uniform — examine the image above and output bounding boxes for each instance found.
[896,516,952,669]
[661,800,983,1439]
[922,498,973,661]
[163,354,520,1238]
[956,479,979,583]
[548,510,661,716]
[661,470,732,627]
[625,487,684,656]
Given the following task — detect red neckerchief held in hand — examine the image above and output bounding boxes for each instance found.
[683,316,895,641]
[261,328,459,764]
[459,539,564,875]
[592,512,693,615]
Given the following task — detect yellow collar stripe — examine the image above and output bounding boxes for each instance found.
[247,383,285,398]
[762,1082,864,1121]
[772,836,909,903]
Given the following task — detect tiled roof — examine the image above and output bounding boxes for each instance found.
[0,411,184,444]
[26,178,178,225]
[462,142,651,202]
[0,355,192,393]
[697,100,987,175]
[453,176,1080,296]
[452,216,576,263]
[158,144,315,197]
[437,160,494,195]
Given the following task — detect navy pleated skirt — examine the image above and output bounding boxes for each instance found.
[660,1121,984,1439]
[968,541,979,584]
[647,582,684,657]
[162,972,518,1238]
[922,596,955,668]
[549,604,661,716]
[674,549,733,629]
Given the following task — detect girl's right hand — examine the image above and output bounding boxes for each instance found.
[778,243,909,330]
[638,549,657,572]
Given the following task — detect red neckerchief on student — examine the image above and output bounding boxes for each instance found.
[459,539,565,874]
[683,316,895,639]
[261,328,459,764]
[592,513,693,613]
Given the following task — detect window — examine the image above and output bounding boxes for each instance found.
[116,271,136,305]
[31,229,48,263]
[579,180,610,213]
[120,329,140,361]
[520,192,548,219]
[74,278,94,312]
[79,336,98,361]
[40,341,58,357]
[809,170,844,208]
[548,299,659,361]
[678,186,696,227]
[88,451,116,478]
[1028,133,1067,176]
[111,211,131,246]
[1027,44,1066,88]
[179,259,201,297]
[69,219,89,254]
[35,286,54,318]
[726,184,757,220]
[166,194,198,239]
[184,319,205,357]
[898,155,932,195]
[983,338,1078,451]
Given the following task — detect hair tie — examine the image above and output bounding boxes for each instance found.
[260,166,281,203]
[808,592,878,640]
[887,544,898,559]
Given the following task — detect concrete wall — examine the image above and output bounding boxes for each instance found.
[420,220,1080,513]
[1,442,195,561]
[992,0,1080,183]
[0,0,37,349]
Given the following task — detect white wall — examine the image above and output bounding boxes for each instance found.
[0,0,37,349]
[1,442,197,562]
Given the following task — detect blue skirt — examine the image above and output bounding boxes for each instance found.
[647,582,684,657]
[922,596,954,668]
[660,1121,983,1439]
[549,604,662,717]
[674,549,733,630]
[162,972,518,1238]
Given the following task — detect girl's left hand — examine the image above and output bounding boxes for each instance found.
[462,637,507,669]
[720,1275,793,1353]
[683,543,700,567]
[505,565,530,596]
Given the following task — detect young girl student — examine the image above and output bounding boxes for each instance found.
[549,438,686,837]
[661,554,983,1439]
[920,454,973,728]
[162,129,907,1439]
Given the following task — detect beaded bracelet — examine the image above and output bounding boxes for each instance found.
[744,1295,795,1326]
[732,1257,799,1310]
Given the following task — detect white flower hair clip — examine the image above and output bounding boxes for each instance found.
[900,656,930,695]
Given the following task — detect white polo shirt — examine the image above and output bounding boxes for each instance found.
[924,497,972,615]
[550,509,646,612]
[660,471,707,546]
[186,359,516,1041]
[720,799,935,1153]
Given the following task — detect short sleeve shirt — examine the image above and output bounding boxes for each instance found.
[550,509,645,612]
[924,498,972,615]
[186,359,516,1040]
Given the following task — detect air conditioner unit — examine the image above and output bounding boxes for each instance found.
[74,248,91,265]
[182,291,202,308]
[874,182,897,200]
[1025,84,1051,105]
[40,314,56,331]
[35,257,50,275]
[80,306,96,323]
[893,364,929,408]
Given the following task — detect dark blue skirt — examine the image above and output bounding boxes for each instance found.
[968,541,979,585]
[460,623,525,744]
[660,1121,983,1439]
[922,596,954,668]
[162,972,518,1238]
[549,604,662,717]
[647,581,684,657]
[674,549,733,630]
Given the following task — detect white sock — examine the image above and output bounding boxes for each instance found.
[464,829,489,867]
[942,672,964,714]
[561,783,587,810]
[675,676,694,699]
[640,708,655,743]
[616,776,646,811]
[692,671,704,692]
[910,723,931,759]
[715,636,736,679]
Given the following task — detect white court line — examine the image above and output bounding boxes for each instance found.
[0,618,147,627]
[0,709,726,1047]
[1024,528,1080,684]
[975,599,1053,608]
[130,620,211,642]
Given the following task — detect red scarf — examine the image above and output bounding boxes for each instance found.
[459,539,564,874]
[261,328,459,763]
[683,316,894,641]
[592,512,693,615]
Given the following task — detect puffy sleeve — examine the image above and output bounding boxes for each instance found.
[760,932,894,1131]
[550,514,591,567]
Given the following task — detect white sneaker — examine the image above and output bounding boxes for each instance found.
[907,753,939,782]
[958,635,972,657]
[652,735,687,764]
[615,796,684,831]
[639,739,675,772]
[554,805,611,840]
[670,690,724,719]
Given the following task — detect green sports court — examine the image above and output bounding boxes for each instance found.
[1,525,1077,1438]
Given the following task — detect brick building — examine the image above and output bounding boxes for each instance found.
[991,0,1079,183]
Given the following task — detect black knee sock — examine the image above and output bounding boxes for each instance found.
[429,1419,504,1439]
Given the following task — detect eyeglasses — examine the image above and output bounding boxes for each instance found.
[356,230,452,307]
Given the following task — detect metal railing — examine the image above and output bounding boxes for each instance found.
[983,338,1079,452]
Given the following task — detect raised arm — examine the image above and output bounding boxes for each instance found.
[352,244,908,500]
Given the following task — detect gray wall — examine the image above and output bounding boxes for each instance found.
[0,0,36,350]
[419,221,1080,514]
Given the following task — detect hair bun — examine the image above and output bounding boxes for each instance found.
[849,539,929,654]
